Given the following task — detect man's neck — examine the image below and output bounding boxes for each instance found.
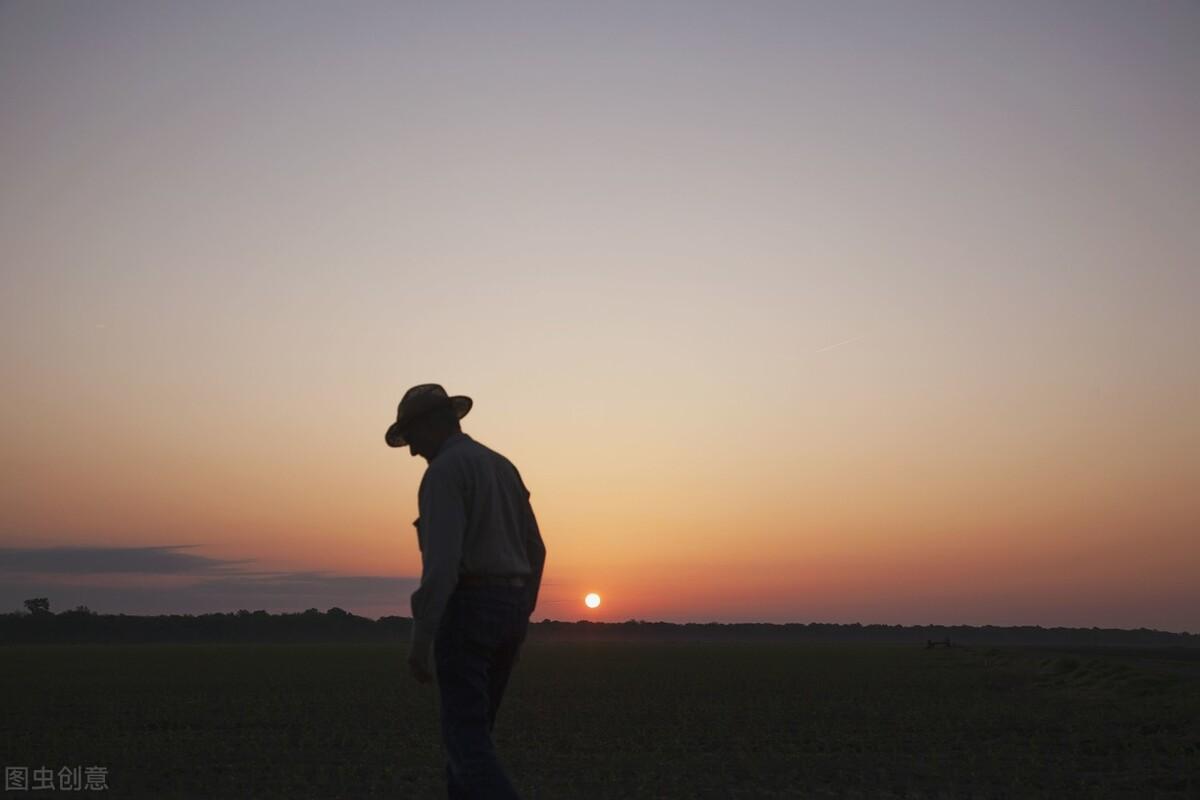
[425,430,466,462]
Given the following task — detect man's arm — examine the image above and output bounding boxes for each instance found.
[521,489,546,618]
[409,467,466,670]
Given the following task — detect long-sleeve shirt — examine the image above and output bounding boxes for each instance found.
[408,431,546,667]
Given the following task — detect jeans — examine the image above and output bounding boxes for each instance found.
[434,584,530,799]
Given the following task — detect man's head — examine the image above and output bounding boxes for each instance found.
[399,405,462,462]
[385,384,472,461]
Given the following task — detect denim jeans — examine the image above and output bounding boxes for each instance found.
[434,584,530,799]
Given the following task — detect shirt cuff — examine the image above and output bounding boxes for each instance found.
[409,621,435,669]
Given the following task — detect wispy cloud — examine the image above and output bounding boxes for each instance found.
[814,335,864,353]
[0,545,418,617]
[0,545,253,575]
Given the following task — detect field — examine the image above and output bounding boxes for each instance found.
[2,641,1197,798]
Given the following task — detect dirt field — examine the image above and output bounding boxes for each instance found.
[2,641,1197,797]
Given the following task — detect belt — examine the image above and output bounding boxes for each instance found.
[458,574,527,588]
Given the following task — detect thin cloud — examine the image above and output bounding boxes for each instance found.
[191,571,416,599]
[0,545,254,575]
[0,545,419,617]
[814,335,864,353]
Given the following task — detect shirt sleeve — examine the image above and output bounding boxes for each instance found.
[518,476,546,618]
[409,466,466,666]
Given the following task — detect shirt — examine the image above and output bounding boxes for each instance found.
[408,431,546,667]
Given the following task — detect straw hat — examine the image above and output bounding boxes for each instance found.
[385,384,473,447]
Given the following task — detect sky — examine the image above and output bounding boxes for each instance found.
[1,0,1197,631]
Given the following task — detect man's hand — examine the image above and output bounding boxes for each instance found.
[407,651,433,684]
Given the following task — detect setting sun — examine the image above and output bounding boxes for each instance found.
[584,593,601,609]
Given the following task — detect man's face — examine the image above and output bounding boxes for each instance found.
[402,416,439,460]
[404,422,429,459]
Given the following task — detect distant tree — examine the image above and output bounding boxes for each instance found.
[326,607,348,617]
[23,597,51,615]
[69,605,93,615]
[303,608,321,616]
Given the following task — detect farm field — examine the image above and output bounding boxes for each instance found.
[2,641,1197,798]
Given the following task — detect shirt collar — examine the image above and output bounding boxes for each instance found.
[430,431,471,462]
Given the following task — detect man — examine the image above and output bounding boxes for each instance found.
[386,383,546,799]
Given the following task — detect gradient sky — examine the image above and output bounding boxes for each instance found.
[2,1,1197,631]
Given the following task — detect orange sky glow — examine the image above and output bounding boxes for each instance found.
[2,2,1197,631]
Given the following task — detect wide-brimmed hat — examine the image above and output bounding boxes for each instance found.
[385,383,472,447]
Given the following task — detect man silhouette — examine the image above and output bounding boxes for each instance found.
[386,383,546,799]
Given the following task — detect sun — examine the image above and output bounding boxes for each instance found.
[584,592,601,609]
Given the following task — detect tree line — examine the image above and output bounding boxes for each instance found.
[3,598,1195,646]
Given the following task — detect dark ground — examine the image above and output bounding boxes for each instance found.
[2,641,1197,798]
